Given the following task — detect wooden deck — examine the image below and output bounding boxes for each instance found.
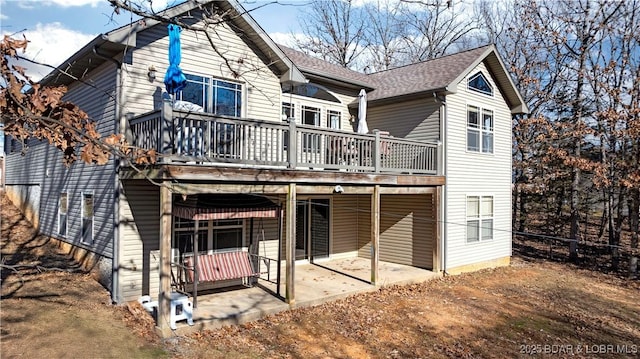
[127,102,440,176]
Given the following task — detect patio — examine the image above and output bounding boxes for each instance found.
[174,257,440,333]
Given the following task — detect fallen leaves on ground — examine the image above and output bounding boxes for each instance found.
[2,192,638,359]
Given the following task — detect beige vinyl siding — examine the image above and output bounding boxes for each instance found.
[378,194,434,269]
[118,180,160,301]
[120,12,282,122]
[319,83,358,109]
[331,195,361,259]
[444,61,512,269]
[4,61,117,259]
[356,195,373,258]
[366,98,440,142]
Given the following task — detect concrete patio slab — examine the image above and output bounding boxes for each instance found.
[172,257,440,334]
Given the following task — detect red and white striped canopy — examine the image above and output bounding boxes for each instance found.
[173,194,279,220]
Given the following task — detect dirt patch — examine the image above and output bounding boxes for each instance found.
[2,192,639,358]
[181,262,638,359]
[1,194,165,359]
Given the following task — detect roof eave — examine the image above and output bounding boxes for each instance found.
[447,45,529,115]
[224,0,306,84]
[38,0,198,87]
[42,0,308,87]
[302,70,374,90]
[40,35,125,87]
[511,103,530,115]
[355,87,449,108]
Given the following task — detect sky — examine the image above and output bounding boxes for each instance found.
[0,0,309,80]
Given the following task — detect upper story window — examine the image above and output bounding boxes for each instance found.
[302,105,321,126]
[282,83,340,103]
[327,110,341,130]
[467,105,494,154]
[178,74,242,117]
[282,102,295,121]
[468,72,493,96]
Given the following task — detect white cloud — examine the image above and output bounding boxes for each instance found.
[14,0,170,9]
[44,0,102,7]
[268,31,304,47]
[0,13,8,20]
[5,23,95,81]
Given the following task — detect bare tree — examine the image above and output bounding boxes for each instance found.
[293,0,367,69]
[1,35,155,166]
[399,0,478,62]
[477,0,640,272]
[361,0,408,72]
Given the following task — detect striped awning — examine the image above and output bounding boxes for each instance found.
[173,194,279,220]
[184,251,258,282]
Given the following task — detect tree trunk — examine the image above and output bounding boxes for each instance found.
[598,190,608,240]
[513,183,519,230]
[569,158,581,262]
[518,190,527,233]
[629,189,639,278]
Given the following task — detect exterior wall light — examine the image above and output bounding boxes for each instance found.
[147,66,157,82]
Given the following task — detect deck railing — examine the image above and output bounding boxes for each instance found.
[128,101,439,175]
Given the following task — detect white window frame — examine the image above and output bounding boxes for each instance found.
[301,105,321,126]
[58,192,68,237]
[467,72,494,97]
[172,218,246,257]
[327,110,341,130]
[282,102,295,121]
[466,195,494,243]
[81,192,94,244]
[178,73,244,117]
[466,104,494,154]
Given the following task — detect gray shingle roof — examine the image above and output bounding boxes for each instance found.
[366,46,492,101]
[279,45,374,88]
[280,44,492,101]
[277,44,528,113]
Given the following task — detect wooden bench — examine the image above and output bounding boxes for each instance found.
[184,251,260,284]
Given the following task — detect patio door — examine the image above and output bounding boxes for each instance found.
[296,199,330,261]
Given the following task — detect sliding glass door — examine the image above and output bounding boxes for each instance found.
[295,199,330,261]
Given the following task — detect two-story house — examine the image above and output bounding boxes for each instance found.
[4,0,528,332]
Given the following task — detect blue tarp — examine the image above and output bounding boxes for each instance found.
[164,24,187,95]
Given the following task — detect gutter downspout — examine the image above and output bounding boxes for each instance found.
[93,45,124,304]
[435,93,448,276]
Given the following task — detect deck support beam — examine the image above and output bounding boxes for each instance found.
[285,183,296,305]
[371,185,380,285]
[157,182,172,335]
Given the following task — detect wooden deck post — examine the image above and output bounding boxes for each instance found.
[371,185,380,285]
[433,188,442,272]
[287,119,297,169]
[285,183,296,305]
[193,219,199,309]
[157,182,172,335]
[373,130,381,173]
[160,99,173,162]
